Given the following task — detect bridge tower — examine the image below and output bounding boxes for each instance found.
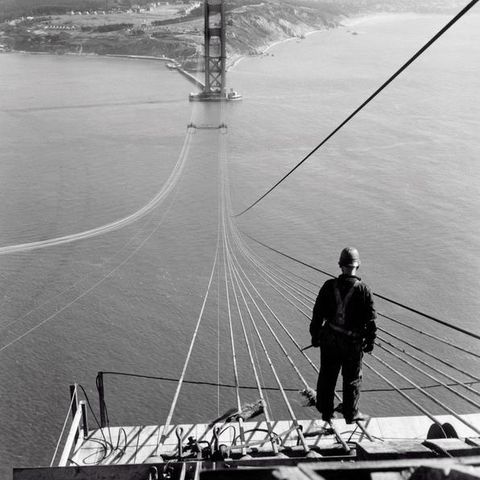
[189,0,241,102]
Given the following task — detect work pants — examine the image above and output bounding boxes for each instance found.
[316,328,363,422]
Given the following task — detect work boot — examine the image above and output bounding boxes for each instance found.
[321,412,336,422]
[345,411,368,424]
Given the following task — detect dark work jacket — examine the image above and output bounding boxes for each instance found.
[310,274,377,345]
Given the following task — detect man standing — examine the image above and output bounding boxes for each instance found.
[310,247,376,424]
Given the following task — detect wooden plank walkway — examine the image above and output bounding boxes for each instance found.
[69,414,480,467]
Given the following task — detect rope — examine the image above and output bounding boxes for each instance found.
[244,235,480,342]
[234,0,480,216]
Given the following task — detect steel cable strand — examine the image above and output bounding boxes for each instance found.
[243,236,480,343]
[0,199,178,351]
[225,258,480,432]
[233,243,315,312]
[220,135,276,425]
[369,353,480,436]
[221,238,247,450]
[224,241,279,454]
[225,224,319,375]
[378,327,480,383]
[0,212,157,336]
[228,249,448,435]
[223,145,376,442]
[231,238,317,306]
[226,247,310,453]
[251,257,320,294]
[227,237,313,393]
[227,237,376,441]
[219,165,247,451]
[226,224,319,299]
[232,249,480,389]
[376,335,480,398]
[0,129,195,255]
[379,312,480,361]
[376,341,480,411]
[225,225,317,363]
[233,244,313,321]
[0,188,182,355]
[220,141,317,300]
[239,251,479,386]
[235,0,480,217]
[226,249,480,402]
[157,236,220,450]
[234,240,319,297]
[362,360,448,432]
[226,219,315,314]
[240,256,480,416]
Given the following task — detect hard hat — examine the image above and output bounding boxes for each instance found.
[338,247,361,267]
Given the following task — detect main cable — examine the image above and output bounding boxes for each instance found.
[234,0,479,217]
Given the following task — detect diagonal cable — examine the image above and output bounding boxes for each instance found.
[235,0,479,216]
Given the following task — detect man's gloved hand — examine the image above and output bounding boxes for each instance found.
[311,338,320,348]
[362,341,374,353]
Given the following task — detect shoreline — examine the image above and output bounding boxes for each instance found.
[227,27,329,72]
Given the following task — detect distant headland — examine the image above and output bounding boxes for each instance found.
[0,0,466,69]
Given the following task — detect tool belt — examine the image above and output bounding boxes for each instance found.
[327,322,362,339]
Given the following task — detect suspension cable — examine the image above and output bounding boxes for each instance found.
[370,353,480,436]
[235,241,317,306]
[362,362,445,428]
[377,342,480,410]
[220,161,247,450]
[239,246,480,405]
[246,250,480,405]
[380,312,480,360]
[379,327,480,382]
[229,244,311,390]
[158,239,220,448]
[225,245,279,453]
[245,235,480,342]
[235,0,479,216]
[236,242,480,392]
[227,250,310,452]
[233,236,465,427]
[376,336,480,398]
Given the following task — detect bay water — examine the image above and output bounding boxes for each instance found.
[0,13,479,478]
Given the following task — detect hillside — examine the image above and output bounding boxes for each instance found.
[0,0,468,65]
